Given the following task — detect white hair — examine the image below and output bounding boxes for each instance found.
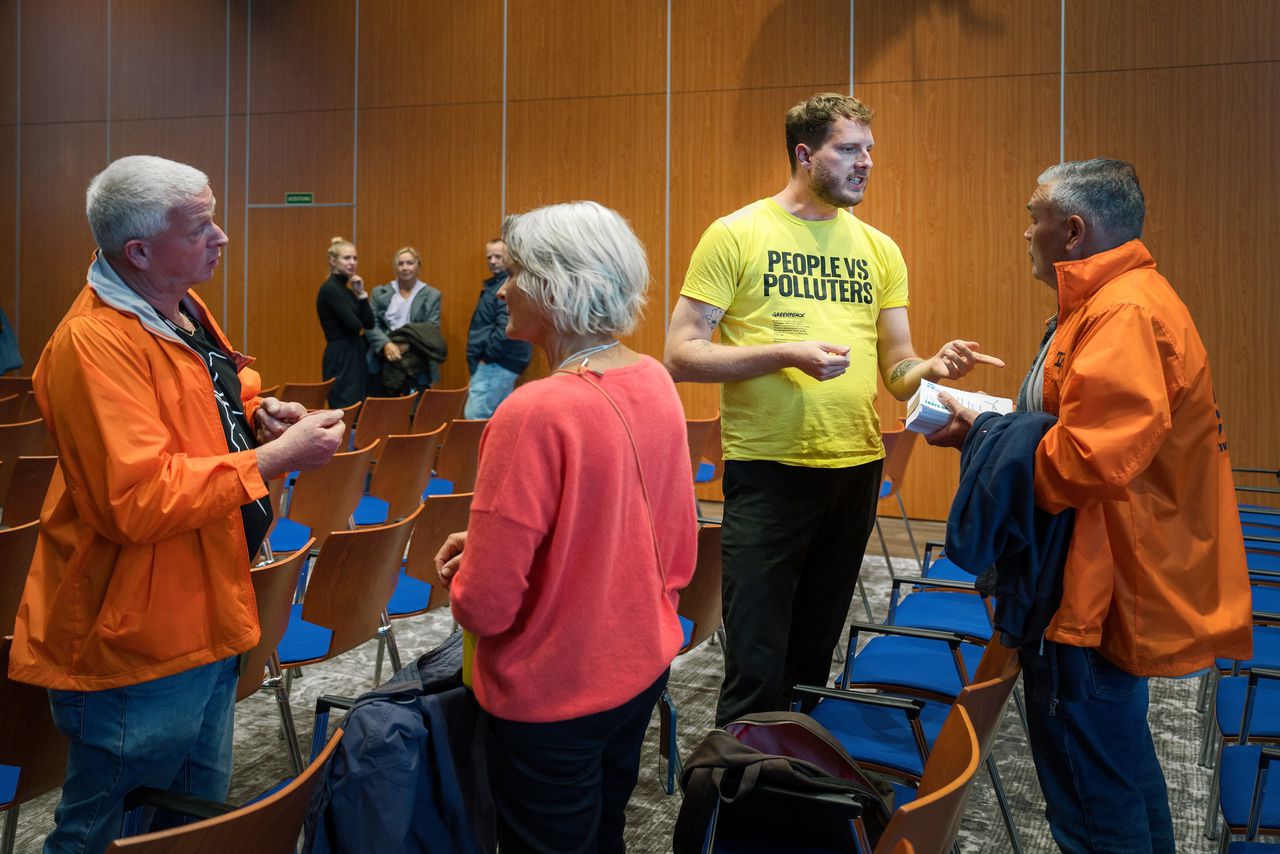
[86,155,209,255]
[501,201,649,337]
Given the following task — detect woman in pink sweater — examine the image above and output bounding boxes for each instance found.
[437,201,698,854]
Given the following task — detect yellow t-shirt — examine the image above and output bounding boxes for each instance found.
[681,198,909,467]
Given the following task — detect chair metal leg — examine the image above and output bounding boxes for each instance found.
[875,518,894,573]
[986,754,1024,853]
[2,805,18,854]
[1197,668,1213,714]
[1204,736,1224,841]
[374,635,386,686]
[895,493,922,565]
[658,688,679,796]
[857,576,873,623]
[267,655,304,776]
[1200,683,1221,768]
[378,612,403,684]
[1011,676,1031,742]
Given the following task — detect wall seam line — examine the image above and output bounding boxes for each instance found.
[1060,0,1066,162]
[501,0,508,220]
[243,0,252,351]
[352,0,360,242]
[223,0,230,326]
[105,0,111,162]
[14,0,20,338]
[663,0,671,333]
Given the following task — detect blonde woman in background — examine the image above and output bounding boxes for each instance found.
[315,236,373,407]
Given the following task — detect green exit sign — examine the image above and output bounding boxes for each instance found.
[284,192,314,205]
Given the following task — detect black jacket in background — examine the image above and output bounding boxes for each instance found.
[465,272,532,375]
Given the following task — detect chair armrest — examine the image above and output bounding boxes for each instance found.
[792,684,926,717]
[1235,467,1280,479]
[1238,485,1280,496]
[315,694,356,716]
[847,621,966,646]
[1253,611,1280,626]
[123,787,236,821]
[311,694,357,762]
[890,573,978,593]
[1246,536,1280,549]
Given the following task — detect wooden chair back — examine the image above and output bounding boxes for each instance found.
[2,455,58,527]
[104,726,343,854]
[0,376,33,399]
[258,384,279,398]
[410,386,469,435]
[0,420,53,505]
[16,391,40,423]
[879,426,919,502]
[404,492,474,612]
[0,520,40,635]
[353,394,416,456]
[0,393,20,423]
[337,401,362,448]
[279,379,335,411]
[435,419,488,494]
[0,636,68,808]
[875,705,981,854]
[678,524,723,653]
[236,541,313,702]
[299,505,421,662]
[287,441,378,549]
[685,415,719,481]
[368,427,446,522]
[957,642,1021,761]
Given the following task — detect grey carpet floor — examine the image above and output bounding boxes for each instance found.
[10,553,1227,853]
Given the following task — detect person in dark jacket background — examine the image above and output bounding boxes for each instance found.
[464,238,532,418]
[316,236,374,408]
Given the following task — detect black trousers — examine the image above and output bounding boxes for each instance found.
[715,458,882,726]
[484,670,669,854]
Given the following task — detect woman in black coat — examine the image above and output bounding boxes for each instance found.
[316,236,373,408]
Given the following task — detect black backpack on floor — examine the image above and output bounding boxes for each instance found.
[672,712,892,854]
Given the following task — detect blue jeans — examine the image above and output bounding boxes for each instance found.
[44,656,240,854]
[464,361,520,419]
[1021,646,1175,854]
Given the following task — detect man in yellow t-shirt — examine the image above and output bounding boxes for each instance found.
[665,92,1003,725]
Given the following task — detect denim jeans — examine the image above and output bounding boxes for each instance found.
[464,361,520,419]
[1021,646,1176,853]
[44,656,240,854]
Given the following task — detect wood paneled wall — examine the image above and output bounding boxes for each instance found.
[4,0,1276,519]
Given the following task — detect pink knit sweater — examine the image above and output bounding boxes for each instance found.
[450,356,698,722]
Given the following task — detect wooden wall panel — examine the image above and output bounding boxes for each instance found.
[852,75,1060,520]
[18,122,106,368]
[247,0,355,114]
[0,2,16,125]
[355,101,504,389]
[358,0,503,108]
[247,110,354,204]
[0,128,16,343]
[1068,0,1280,72]
[1065,62,1280,472]
[20,0,107,125]
[672,0,848,92]
[110,0,228,120]
[242,206,358,387]
[854,0,1057,83]
[508,1,664,101]
[505,94,667,364]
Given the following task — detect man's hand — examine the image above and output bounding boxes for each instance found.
[926,340,1005,381]
[788,341,851,381]
[925,391,980,449]
[254,396,307,443]
[382,341,402,362]
[434,531,468,588]
[256,409,346,480]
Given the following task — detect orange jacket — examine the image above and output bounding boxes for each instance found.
[9,255,269,690]
[1036,240,1252,676]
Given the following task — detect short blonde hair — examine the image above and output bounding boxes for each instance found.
[393,246,421,265]
[327,236,355,263]
[501,202,649,337]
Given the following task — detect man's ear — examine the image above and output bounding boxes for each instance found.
[795,143,813,171]
[1063,214,1087,252]
[122,238,151,270]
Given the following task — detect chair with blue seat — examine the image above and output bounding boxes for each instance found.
[351,427,446,527]
[277,379,334,411]
[236,541,314,775]
[874,426,922,569]
[798,637,1024,852]
[265,441,379,557]
[0,521,40,636]
[686,415,719,481]
[658,523,723,794]
[0,635,69,854]
[1212,682,1280,850]
[374,492,474,684]
[274,506,421,721]
[431,419,488,495]
[105,724,342,854]
[352,394,416,459]
[410,385,468,436]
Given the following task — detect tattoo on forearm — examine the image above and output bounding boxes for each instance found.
[889,359,921,384]
[703,308,725,331]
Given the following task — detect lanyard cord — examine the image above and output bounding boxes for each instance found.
[553,365,668,589]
